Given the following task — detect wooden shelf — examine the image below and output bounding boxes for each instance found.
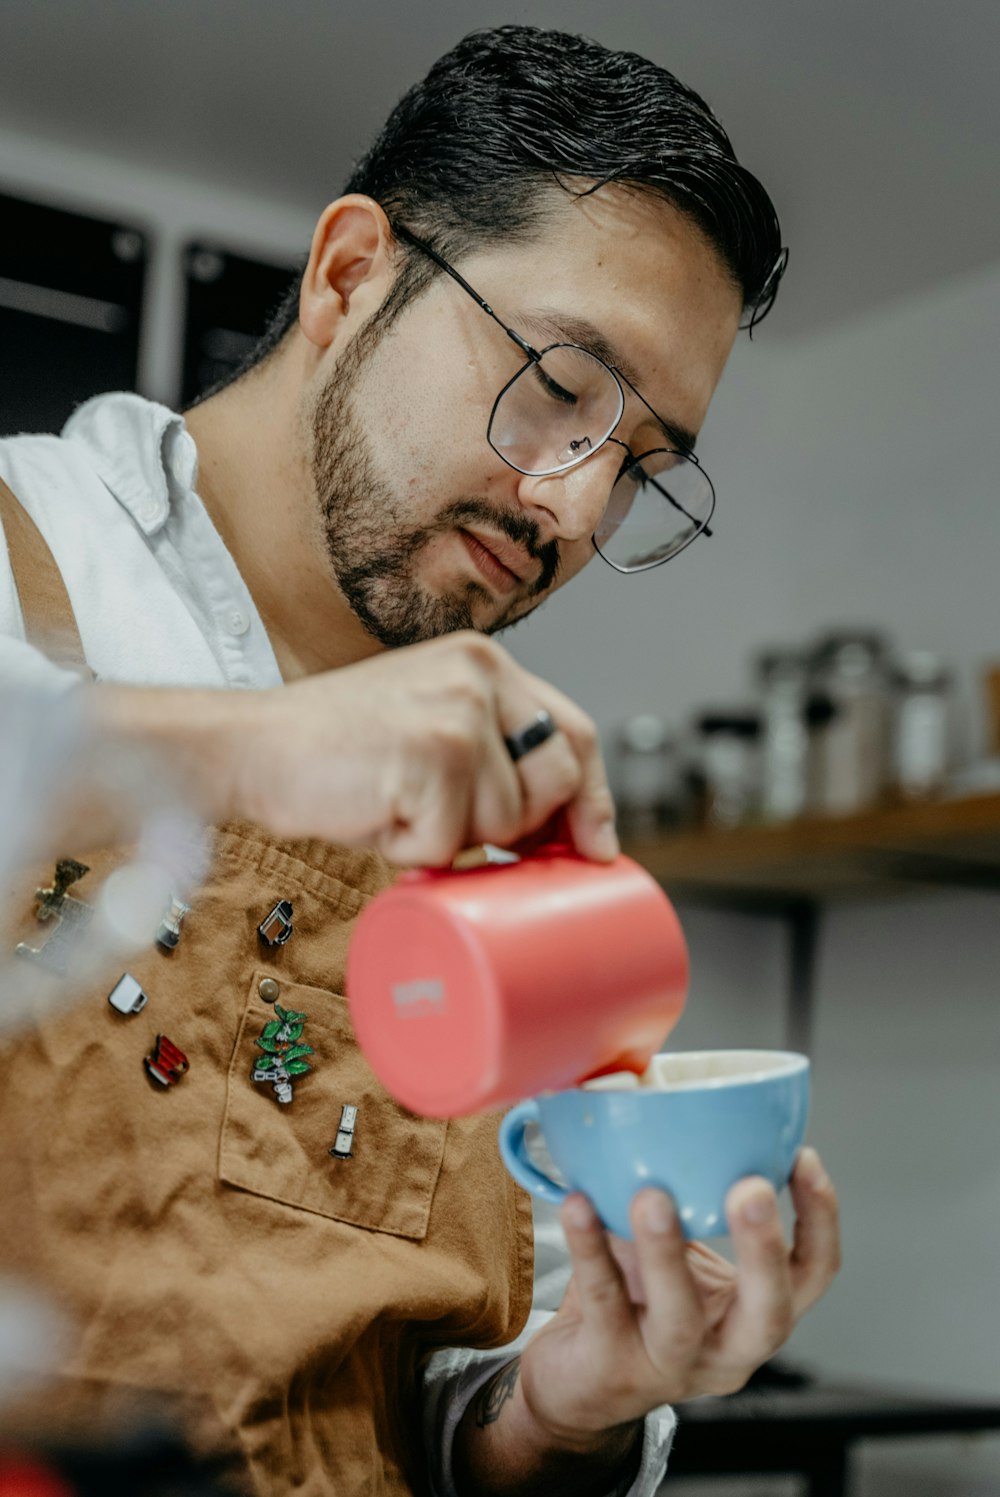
[621,791,1000,909]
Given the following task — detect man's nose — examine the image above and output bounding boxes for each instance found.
[513,447,618,545]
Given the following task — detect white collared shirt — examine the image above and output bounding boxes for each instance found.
[0,391,675,1495]
[0,392,282,692]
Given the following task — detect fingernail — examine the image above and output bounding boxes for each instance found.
[741,1188,776,1226]
[641,1193,676,1235]
[564,1195,597,1231]
[593,820,619,861]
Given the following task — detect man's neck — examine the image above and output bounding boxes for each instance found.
[183,358,382,681]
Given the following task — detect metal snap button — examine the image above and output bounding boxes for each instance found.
[258,977,280,1003]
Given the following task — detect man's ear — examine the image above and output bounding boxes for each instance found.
[299,195,396,349]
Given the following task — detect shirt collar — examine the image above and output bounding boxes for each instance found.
[62,391,200,536]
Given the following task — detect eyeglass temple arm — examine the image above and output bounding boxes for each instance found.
[642,464,713,539]
[391,224,538,362]
[609,438,713,539]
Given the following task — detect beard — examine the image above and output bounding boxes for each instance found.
[309,322,560,650]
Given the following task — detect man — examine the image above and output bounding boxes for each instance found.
[0,25,839,1497]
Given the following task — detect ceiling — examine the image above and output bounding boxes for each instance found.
[2,0,998,340]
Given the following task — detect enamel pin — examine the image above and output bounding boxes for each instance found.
[258,900,294,947]
[329,1103,358,1160]
[145,1034,189,1087]
[251,1002,313,1104]
[15,858,92,975]
[108,973,149,1015]
[156,896,191,951]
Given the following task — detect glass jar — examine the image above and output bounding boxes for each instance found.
[756,648,810,822]
[891,651,952,800]
[612,715,684,838]
[695,711,762,829]
[807,630,891,815]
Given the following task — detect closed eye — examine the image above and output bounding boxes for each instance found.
[530,360,577,405]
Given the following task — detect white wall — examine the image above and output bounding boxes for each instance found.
[4,130,999,1492]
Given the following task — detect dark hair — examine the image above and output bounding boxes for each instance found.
[243,25,783,375]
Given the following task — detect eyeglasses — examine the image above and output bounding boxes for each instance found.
[392,224,716,574]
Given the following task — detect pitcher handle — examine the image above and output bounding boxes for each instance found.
[498,1100,569,1207]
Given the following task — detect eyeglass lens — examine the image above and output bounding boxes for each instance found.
[488,345,713,572]
[488,344,623,475]
[596,449,714,572]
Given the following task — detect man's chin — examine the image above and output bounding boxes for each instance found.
[340,563,544,646]
[479,591,547,637]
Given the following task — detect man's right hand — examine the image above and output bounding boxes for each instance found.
[89,632,619,866]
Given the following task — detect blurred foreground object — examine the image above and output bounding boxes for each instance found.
[0,691,223,1490]
[0,685,207,1035]
[0,1423,234,1496]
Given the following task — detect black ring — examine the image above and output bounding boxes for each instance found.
[504,710,557,763]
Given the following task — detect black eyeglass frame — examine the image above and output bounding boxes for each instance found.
[391,223,716,573]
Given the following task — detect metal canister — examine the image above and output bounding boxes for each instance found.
[807,630,891,815]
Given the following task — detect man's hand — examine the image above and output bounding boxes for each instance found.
[86,632,618,864]
[515,1147,840,1442]
[451,1149,839,1495]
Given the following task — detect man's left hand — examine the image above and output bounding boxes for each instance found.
[516,1147,840,1446]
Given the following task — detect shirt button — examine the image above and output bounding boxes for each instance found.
[226,608,250,636]
[139,501,162,526]
[258,977,280,1003]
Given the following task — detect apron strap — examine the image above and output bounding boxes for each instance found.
[0,475,94,679]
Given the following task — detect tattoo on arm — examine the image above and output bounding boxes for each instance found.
[474,1358,521,1428]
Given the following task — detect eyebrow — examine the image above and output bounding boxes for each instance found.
[521,307,699,454]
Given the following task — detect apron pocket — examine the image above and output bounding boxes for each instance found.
[219,971,447,1240]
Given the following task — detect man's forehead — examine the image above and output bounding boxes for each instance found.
[532,182,731,283]
[495,188,740,346]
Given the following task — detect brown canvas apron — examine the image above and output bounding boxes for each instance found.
[0,476,535,1494]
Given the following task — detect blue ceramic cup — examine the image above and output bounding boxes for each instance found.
[498,1050,811,1240]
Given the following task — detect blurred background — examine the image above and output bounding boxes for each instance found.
[1,2,999,1492]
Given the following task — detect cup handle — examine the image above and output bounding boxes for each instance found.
[498,1101,569,1207]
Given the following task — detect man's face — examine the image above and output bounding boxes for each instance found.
[309,187,742,650]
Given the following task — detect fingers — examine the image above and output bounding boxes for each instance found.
[435,635,617,860]
[628,1190,706,1371]
[788,1147,841,1315]
[487,700,584,847]
[295,632,618,866]
[714,1178,794,1375]
[683,1240,739,1330]
[494,666,619,862]
[709,1159,840,1389]
[559,1194,635,1344]
[378,761,478,867]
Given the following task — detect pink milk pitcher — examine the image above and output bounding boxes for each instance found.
[346,821,689,1118]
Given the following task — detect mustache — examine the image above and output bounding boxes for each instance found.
[435,499,561,595]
